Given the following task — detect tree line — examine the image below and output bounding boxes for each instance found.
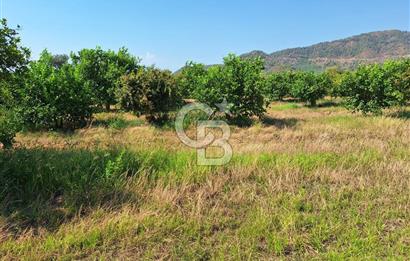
[1,19,409,148]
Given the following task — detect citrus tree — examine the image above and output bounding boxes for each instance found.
[176,61,208,98]
[0,19,30,148]
[20,50,93,129]
[71,47,140,110]
[290,71,329,106]
[341,60,410,114]
[0,109,22,149]
[118,67,181,123]
[190,54,266,120]
[264,71,294,101]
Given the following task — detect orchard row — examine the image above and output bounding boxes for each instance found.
[1,19,409,147]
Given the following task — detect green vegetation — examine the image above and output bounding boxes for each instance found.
[1,18,409,144]
[20,50,93,129]
[341,59,410,114]
[71,46,140,111]
[176,61,208,98]
[178,54,266,120]
[0,19,30,89]
[264,71,293,101]
[0,109,22,148]
[119,67,181,123]
[289,71,329,106]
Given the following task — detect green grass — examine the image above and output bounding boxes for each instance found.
[270,102,301,111]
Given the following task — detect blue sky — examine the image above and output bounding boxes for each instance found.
[2,0,409,71]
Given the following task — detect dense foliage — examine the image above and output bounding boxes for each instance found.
[0,19,30,107]
[264,71,293,101]
[176,61,208,98]
[324,67,345,97]
[178,54,266,119]
[290,72,330,106]
[0,109,22,148]
[0,19,30,80]
[71,47,139,110]
[0,19,30,148]
[119,67,181,123]
[341,60,410,114]
[264,71,330,106]
[19,50,93,129]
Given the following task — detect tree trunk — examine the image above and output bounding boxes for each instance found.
[310,100,317,107]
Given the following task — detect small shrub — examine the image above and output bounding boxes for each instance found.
[107,117,129,130]
[324,67,345,97]
[0,110,22,149]
[105,150,127,179]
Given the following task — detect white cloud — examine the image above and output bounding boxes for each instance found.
[142,52,157,66]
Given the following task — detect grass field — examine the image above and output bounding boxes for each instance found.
[1,101,409,260]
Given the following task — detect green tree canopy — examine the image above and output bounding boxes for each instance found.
[71,47,140,110]
[185,54,266,120]
[290,71,329,106]
[0,19,30,79]
[20,50,93,129]
[0,19,30,107]
[341,59,410,114]
[119,66,181,123]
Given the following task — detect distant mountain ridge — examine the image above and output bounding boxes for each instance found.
[241,30,410,72]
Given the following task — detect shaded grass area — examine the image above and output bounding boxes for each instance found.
[269,102,301,111]
[389,109,410,120]
[91,113,145,129]
[0,148,140,233]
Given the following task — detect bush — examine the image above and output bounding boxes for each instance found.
[290,71,329,106]
[0,109,22,149]
[190,65,225,110]
[387,59,410,104]
[192,54,266,120]
[324,67,345,97]
[20,50,93,129]
[264,71,293,101]
[118,67,182,123]
[71,47,140,111]
[341,60,410,114]
[176,61,208,98]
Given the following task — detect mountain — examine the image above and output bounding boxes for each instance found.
[241,30,410,72]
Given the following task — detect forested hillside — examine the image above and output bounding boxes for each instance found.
[242,30,410,71]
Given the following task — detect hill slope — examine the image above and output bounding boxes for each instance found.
[241,30,410,71]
